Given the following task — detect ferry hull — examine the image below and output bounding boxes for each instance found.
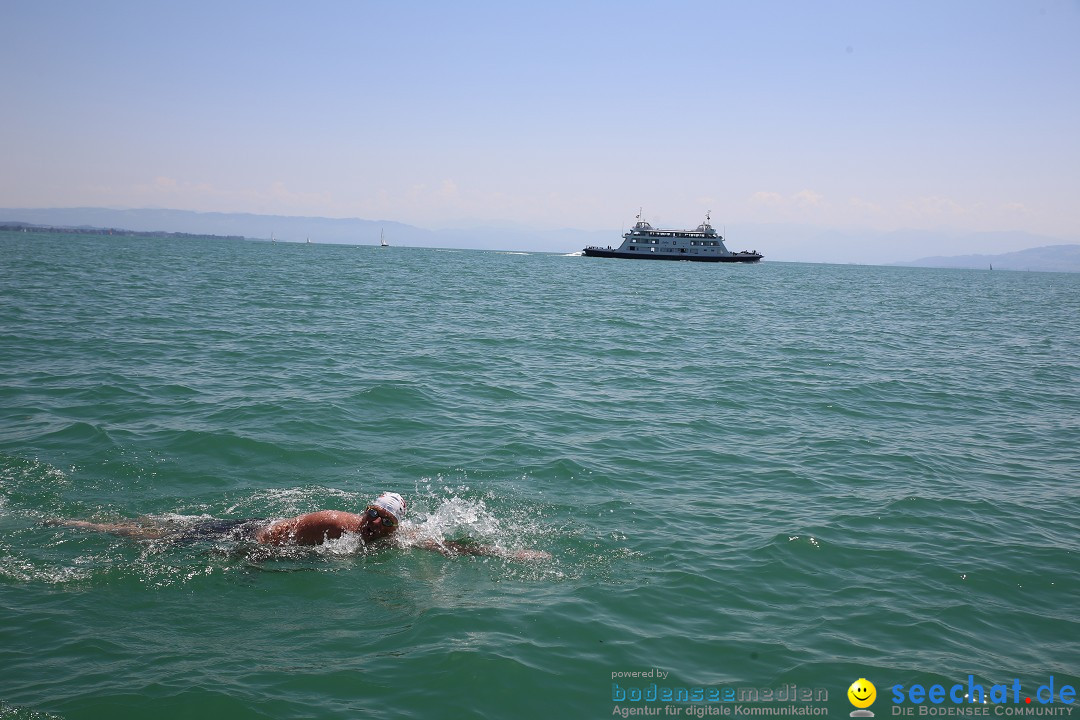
[582,248,762,263]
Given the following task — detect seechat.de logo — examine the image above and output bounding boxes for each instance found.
[849,678,878,717]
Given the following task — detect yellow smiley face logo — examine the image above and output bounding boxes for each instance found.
[848,678,876,708]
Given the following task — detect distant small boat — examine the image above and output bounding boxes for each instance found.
[380,229,389,248]
[306,237,311,244]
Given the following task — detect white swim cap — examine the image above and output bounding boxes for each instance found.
[371,492,406,523]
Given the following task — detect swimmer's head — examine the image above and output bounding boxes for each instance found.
[360,492,406,541]
[371,492,406,524]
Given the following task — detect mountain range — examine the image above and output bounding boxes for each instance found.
[893,244,1080,272]
[2,207,1078,271]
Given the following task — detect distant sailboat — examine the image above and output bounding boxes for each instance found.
[271,232,276,244]
[380,229,388,248]
[306,237,311,244]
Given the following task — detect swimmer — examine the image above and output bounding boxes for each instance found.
[50,491,550,562]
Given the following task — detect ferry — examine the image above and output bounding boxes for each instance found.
[583,212,762,263]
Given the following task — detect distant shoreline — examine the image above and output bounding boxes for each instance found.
[0,222,245,241]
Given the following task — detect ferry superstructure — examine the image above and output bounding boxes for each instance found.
[583,213,762,262]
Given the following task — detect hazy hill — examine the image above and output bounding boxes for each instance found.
[892,244,1080,273]
[0,207,612,252]
[759,228,1076,266]
[0,207,434,247]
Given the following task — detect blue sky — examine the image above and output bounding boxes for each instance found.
[3,0,1079,245]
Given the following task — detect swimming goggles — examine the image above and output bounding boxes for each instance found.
[366,507,397,527]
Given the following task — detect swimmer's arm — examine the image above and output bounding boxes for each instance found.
[415,538,550,562]
[416,539,489,556]
[256,511,363,545]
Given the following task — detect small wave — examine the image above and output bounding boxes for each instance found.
[0,551,93,585]
[349,381,436,409]
[35,420,118,448]
[223,485,365,518]
[0,699,65,719]
[403,495,504,545]
[0,454,72,518]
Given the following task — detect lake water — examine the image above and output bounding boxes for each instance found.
[1,231,1077,719]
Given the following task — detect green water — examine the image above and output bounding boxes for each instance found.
[1,231,1077,719]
